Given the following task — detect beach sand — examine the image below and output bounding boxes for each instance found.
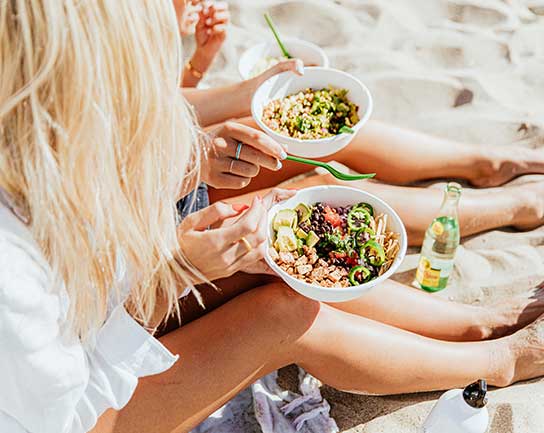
[200,0,544,431]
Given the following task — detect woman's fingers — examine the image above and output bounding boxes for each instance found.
[261,188,297,210]
[207,10,229,25]
[223,121,287,159]
[211,24,228,34]
[181,201,241,231]
[222,139,280,171]
[227,243,268,274]
[255,58,305,83]
[212,173,251,190]
[221,197,266,242]
[217,157,260,178]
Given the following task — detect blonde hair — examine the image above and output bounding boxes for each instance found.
[0,0,200,338]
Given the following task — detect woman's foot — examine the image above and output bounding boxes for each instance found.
[510,181,544,230]
[471,147,544,188]
[499,313,544,386]
[484,284,544,339]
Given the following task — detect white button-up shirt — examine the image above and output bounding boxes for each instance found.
[0,200,179,432]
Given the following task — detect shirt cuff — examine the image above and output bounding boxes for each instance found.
[95,304,179,377]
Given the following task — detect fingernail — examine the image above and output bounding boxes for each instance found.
[280,150,288,160]
[276,160,283,170]
[296,59,305,76]
[232,204,249,212]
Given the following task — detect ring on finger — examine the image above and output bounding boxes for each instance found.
[235,142,243,160]
[229,159,236,174]
[240,237,252,252]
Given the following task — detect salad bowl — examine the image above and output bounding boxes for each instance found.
[265,186,407,302]
[252,67,373,158]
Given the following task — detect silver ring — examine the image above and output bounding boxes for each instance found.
[235,142,243,160]
[229,159,236,174]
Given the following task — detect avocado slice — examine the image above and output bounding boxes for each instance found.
[273,209,298,231]
[297,238,304,255]
[295,203,312,223]
[296,228,308,239]
[274,226,298,252]
[306,231,320,248]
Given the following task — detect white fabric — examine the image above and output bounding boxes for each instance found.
[193,368,338,433]
[0,202,179,433]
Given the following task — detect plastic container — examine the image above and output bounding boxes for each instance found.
[420,380,490,433]
[264,186,407,302]
[251,67,373,158]
[238,37,329,80]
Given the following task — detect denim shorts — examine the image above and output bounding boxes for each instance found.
[176,183,209,221]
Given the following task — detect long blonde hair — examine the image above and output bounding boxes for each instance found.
[0,0,199,338]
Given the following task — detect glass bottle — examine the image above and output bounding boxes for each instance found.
[415,182,461,292]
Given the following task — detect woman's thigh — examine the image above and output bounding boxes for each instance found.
[157,272,280,335]
[102,282,320,433]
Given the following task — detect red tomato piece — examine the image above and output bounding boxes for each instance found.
[324,206,342,227]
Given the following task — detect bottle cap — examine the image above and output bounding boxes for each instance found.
[463,379,488,409]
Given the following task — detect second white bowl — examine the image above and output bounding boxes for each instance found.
[239,37,329,80]
[251,67,373,158]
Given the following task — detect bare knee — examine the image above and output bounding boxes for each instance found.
[250,283,321,342]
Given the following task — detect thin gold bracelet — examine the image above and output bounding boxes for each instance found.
[186,60,204,79]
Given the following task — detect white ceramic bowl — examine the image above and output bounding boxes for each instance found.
[251,67,373,158]
[265,186,407,302]
[238,38,329,80]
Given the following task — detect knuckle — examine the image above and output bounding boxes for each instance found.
[257,244,267,257]
[241,219,254,233]
[256,229,267,244]
[224,121,236,132]
[248,164,259,177]
[213,201,229,216]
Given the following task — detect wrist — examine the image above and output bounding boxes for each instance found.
[191,49,215,74]
[235,79,255,118]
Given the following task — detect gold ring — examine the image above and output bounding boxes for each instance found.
[229,159,236,174]
[240,237,252,252]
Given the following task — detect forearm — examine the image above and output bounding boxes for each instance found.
[183,81,252,127]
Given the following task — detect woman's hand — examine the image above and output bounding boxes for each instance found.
[177,189,295,282]
[182,59,304,126]
[246,58,305,91]
[194,1,229,58]
[181,1,230,87]
[202,122,287,190]
[174,0,201,36]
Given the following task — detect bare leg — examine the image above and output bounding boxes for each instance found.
[94,283,543,433]
[334,280,544,341]
[160,274,544,343]
[330,120,544,187]
[213,173,544,245]
[220,118,544,190]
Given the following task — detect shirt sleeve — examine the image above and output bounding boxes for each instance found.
[0,234,179,433]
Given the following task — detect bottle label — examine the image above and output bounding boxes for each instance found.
[416,255,454,288]
[431,221,444,236]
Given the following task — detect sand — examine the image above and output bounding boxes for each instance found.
[199,0,544,431]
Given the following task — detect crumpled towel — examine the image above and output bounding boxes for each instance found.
[192,368,339,433]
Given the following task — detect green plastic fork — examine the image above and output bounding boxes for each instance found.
[286,155,375,181]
